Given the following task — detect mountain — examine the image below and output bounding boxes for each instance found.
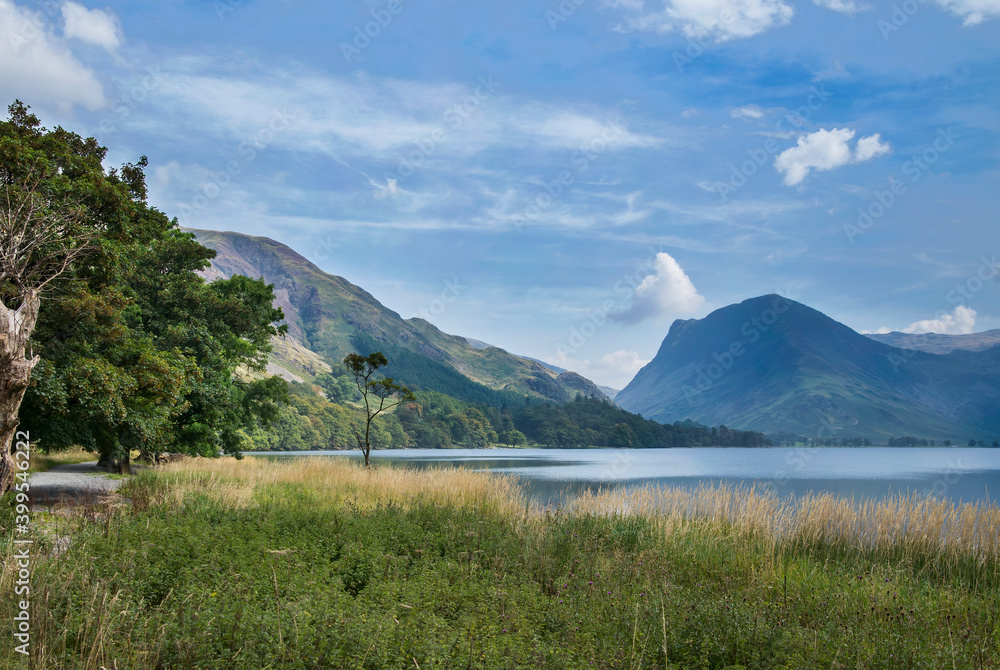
[189,229,604,404]
[866,329,1000,354]
[616,295,1000,441]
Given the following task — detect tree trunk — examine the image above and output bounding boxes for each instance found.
[0,291,41,493]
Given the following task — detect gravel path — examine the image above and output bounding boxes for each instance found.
[29,461,125,506]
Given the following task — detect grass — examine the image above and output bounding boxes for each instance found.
[2,457,998,669]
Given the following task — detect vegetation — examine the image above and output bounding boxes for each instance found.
[513,397,769,448]
[343,352,415,467]
[350,333,534,410]
[1,102,287,483]
[26,447,94,473]
[3,457,998,669]
[241,388,770,452]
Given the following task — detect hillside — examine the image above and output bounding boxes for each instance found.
[616,295,1000,441]
[189,229,604,404]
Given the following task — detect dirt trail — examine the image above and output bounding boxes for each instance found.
[28,461,124,505]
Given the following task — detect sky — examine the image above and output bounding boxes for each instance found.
[2,0,998,388]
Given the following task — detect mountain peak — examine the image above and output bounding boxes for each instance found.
[618,295,1000,440]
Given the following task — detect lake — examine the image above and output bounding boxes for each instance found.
[249,447,1000,506]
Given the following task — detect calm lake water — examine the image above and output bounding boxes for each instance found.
[250,447,1000,506]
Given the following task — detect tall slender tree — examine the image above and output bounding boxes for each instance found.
[343,352,414,467]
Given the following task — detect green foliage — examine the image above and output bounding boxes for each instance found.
[343,351,415,466]
[10,472,999,669]
[351,332,532,411]
[242,382,408,452]
[5,102,288,465]
[513,396,771,448]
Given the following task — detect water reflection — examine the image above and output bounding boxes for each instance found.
[251,447,1000,506]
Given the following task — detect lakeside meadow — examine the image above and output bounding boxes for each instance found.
[3,458,999,669]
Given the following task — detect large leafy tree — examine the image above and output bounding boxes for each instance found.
[0,101,288,485]
[0,100,121,490]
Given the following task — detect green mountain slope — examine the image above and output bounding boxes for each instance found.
[616,295,1000,441]
[189,229,604,404]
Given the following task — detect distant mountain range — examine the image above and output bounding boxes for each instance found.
[190,229,604,405]
[865,329,1000,354]
[191,229,1000,442]
[616,295,1000,441]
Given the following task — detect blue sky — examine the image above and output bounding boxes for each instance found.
[2,0,998,388]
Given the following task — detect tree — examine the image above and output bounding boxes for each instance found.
[499,429,526,447]
[343,352,414,467]
[3,101,288,480]
[0,101,99,491]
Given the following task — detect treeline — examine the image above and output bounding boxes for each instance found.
[513,398,770,448]
[769,433,874,447]
[245,386,770,451]
[887,437,999,447]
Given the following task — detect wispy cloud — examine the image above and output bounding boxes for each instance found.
[932,0,1000,25]
[812,0,872,15]
[610,0,794,41]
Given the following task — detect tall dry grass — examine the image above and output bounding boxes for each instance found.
[142,457,1000,585]
[140,456,532,518]
[569,482,1000,585]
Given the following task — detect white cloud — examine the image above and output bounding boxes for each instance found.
[61,2,122,51]
[612,0,794,42]
[901,306,978,334]
[812,0,871,14]
[613,252,705,324]
[730,105,765,121]
[932,0,1000,25]
[854,133,891,162]
[0,0,105,110]
[774,128,890,186]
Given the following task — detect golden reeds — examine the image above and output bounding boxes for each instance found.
[151,456,532,518]
[148,457,1000,579]
[569,482,1000,580]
